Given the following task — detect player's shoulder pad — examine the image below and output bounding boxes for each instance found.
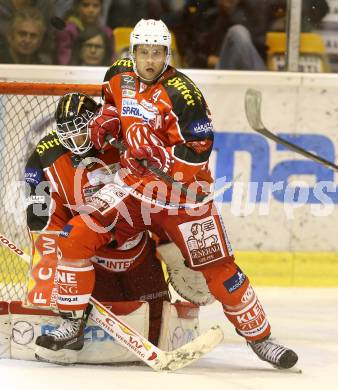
[35,129,68,167]
[162,69,205,110]
[104,58,134,82]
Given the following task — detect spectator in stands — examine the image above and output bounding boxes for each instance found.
[0,0,55,61]
[268,0,329,32]
[173,0,330,70]
[0,7,51,64]
[55,0,115,65]
[213,0,267,70]
[0,0,55,37]
[173,0,295,70]
[70,26,114,66]
[106,0,147,30]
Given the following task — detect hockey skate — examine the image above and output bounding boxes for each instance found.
[35,311,88,365]
[248,336,298,369]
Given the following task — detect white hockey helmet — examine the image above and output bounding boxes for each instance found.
[130,19,171,81]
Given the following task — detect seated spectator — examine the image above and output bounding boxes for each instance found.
[171,0,215,68]
[214,0,267,70]
[268,0,329,32]
[0,0,55,37]
[0,0,56,61]
[70,26,114,66]
[106,0,147,30]
[0,6,51,64]
[173,0,282,70]
[55,0,115,65]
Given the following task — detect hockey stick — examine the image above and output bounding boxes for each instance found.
[105,135,208,202]
[245,88,338,172]
[0,233,224,371]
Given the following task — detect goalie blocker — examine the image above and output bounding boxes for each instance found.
[0,299,200,364]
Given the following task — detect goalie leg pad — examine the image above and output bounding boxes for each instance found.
[157,242,215,306]
[157,301,200,351]
[0,300,149,364]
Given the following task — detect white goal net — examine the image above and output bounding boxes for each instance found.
[0,82,101,302]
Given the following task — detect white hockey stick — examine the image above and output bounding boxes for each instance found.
[0,233,224,371]
[245,88,338,172]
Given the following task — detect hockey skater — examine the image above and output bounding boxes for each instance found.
[25,93,172,360]
[36,19,298,369]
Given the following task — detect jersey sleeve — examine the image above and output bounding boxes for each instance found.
[162,72,214,181]
[25,150,71,231]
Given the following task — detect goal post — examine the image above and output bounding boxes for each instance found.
[0,81,101,302]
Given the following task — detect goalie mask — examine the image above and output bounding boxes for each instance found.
[130,19,171,82]
[55,93,98,155]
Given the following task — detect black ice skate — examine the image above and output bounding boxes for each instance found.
[248,336,298,369]
[35,310,89,365]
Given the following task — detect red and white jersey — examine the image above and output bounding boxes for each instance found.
[25,129,120,232]
[102,58,214,203]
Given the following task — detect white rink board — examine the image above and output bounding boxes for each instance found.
[1,66,338,253]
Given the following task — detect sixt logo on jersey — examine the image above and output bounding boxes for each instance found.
[36,130,60,156]
[189,118,214,138]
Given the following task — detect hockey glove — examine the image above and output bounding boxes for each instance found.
[121,145,174,177]
[89,104,121,151]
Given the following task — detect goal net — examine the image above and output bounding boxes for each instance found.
[0,82,101,302]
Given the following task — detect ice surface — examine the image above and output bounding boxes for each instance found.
[1,287,337,390]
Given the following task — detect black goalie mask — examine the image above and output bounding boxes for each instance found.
[55,93,98,155]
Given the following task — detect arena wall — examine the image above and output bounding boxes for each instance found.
[1,65,337,286]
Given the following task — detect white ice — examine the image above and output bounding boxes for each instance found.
[1,287,338,390]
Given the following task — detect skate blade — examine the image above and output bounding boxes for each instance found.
[274,363,302,373]
[286,364,302,374]
[35,345,77,365]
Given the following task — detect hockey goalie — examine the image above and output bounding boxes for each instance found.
[0,92,213,364]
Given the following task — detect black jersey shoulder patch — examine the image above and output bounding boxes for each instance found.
[104,58,134,82]
[35,130,68,167]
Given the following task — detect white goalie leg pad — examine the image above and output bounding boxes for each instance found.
[157,301,201,351]
[0,300,149,364]
[0,302,10,358]
[157,242,215,306]
[78,301,149,364]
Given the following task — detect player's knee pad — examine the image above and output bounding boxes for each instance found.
[57,214,112,261]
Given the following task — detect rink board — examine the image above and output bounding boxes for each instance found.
[0,65,338,286]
